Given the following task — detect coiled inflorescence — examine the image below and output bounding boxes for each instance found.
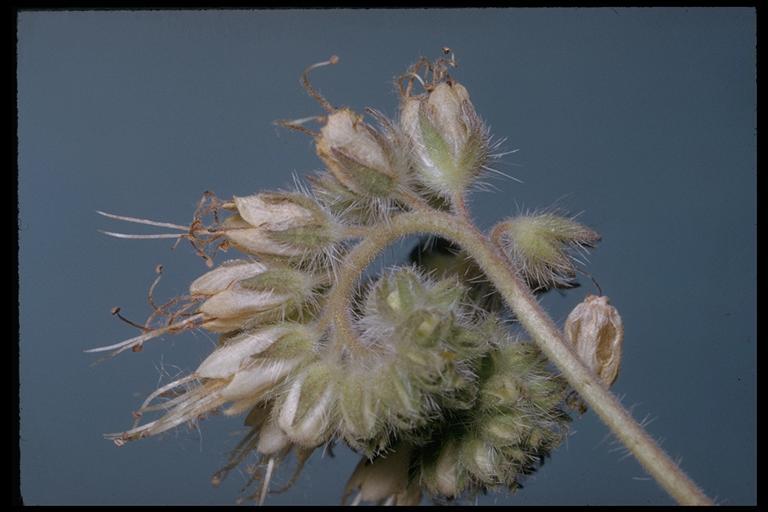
[94,50,620,505]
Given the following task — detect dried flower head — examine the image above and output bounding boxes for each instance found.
[89,50,628,506]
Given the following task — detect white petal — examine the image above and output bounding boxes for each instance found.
[234,195,313,231]
[281,385,335,446]
[196,326,287,379]
[189,261,267,296]
[200,288,288,319]
[219,360,298,401]
[256,420,291,455]
[277,376,303,430]
[226,227,304,257]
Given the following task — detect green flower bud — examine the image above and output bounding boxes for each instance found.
[375,365,426,430]
[496,213,600,289]
[479,411,528,447]
[339,374,382,443]
[460,436,501,484]
[478,341,570,412]
[368,267,464,328]
[400,80,489,197]
[277,361,338,447]
[410,237,503,314]
[421,439,464,498]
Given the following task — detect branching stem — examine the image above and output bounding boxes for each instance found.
[323,209,712,506]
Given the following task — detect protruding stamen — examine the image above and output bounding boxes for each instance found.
[258,457,275,506]
[98,230,186,240]
[85,313,204,357]
[134,374,197,421]
[301,55,339,113]
[147,265,164,312]
[96,210,189,231]
[274,116,323,137]
[111,306,148,331]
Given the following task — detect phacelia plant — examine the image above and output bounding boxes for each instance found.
[91,50,712,506]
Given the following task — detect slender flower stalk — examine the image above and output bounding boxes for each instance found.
[93,51,712,506]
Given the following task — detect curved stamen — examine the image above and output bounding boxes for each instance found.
[300,55,339,113]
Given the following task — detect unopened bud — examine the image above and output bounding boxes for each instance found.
[339,375,381,441]
[199,267,313,330]
[460,437,498,482]
[400,80,488,197]
[497,214,600,288]
[196,324,314,379]
[369,267,463,327]
[565,295,623,387]
[377,366,424,429]
[197,326,285,379]
[189,260,267,296]
[424,440,462,498]
[315,108,401,198]
[277,362,338,447]
[225,192,338,256]
[219,358,301,402]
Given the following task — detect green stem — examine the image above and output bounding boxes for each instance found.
[324,210,712,506]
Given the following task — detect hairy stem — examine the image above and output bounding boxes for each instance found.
[325,210,712,506]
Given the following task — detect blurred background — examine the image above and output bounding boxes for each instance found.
[18,8,755,505]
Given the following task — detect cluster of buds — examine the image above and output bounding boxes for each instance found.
[95,51,623,506]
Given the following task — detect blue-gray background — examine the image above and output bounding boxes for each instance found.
[18,9,755,505]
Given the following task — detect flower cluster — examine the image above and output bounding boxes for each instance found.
[95,50,621,505]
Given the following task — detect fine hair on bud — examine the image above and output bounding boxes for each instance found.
[495,212,600,290]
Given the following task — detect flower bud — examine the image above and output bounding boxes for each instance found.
[199,267,313,332]
[422,439,463,498]
[339,374,382,442]
[478,341,570,412]
[564,294,623,387]
[343,445,413,504]
[400,80,489,197]
[376,365,425,430]
[460,437,499,483]
[225,192,338,257]
[277,361,338,447]
[196,324,313,379]
[368,267,464,328]
[196,325,317,407]
[479,411,527,446]
[497,213,600,289]
[315,108,401,198]
[189,260,268,296]
[197,327,284,379]
[219,359,301,402]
